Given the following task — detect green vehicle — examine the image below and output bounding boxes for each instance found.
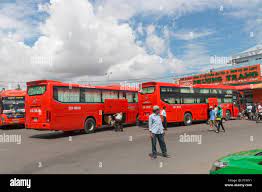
[210,149,262,174]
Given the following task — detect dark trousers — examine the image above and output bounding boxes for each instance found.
[114,120,123,131]
[151,133,167,157]
[217,119,225,132]
[162,116,167,130]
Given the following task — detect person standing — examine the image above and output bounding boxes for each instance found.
[216,106,225,133]
[247,104,252,120]
[209,106,215,131]
[213,104,218,127]
[113,112,123,132]
[161,106,167,130]
[214,105,218,116]
[258,103,262,113]
[251,103,256,120]
[149,105,168,159]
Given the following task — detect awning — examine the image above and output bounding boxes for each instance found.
[235,83,262,90]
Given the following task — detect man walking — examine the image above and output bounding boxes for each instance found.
[161,106,167,130]
[216,106,225,133]
[149,105,169,159]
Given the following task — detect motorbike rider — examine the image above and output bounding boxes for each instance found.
[258,103,262,113]
[246,104,253,120]
[257,103,262,121]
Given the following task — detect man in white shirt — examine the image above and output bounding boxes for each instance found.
[246,104,253,119]
[247,104,252,113]
[161,106,167,130]
[149,105,168,159]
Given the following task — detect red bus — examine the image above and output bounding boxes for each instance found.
[138,82,240,125]
[25,80,139,133]
[0,90,26,127]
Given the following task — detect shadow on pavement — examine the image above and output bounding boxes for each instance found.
[0,125,25,130]
[29,124,136,139]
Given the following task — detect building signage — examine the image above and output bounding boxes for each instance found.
[178,64,261,86]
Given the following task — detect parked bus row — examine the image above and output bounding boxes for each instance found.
[0,80,241,133]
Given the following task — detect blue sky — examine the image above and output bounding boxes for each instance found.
[131,7,257,57]
[0,0,261,83]
[5,0,258,56]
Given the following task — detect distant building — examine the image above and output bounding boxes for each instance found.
[228,44,262,68]
[176,45,262,105]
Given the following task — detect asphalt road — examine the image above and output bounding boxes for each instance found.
[0,120,261,174]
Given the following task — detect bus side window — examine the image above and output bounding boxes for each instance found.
[126,92,134,103]
[200,98,206,103]
[53,87,58,100]
[119,91,126,99]
[54,87,81,103]
[83,89,102,103]
[102,90,118,102]
[133,93,138,103]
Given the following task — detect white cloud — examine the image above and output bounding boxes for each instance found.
[94,0,219,20]
[146,25,156,35]
[174,30,214,41]
[0,0,176,83]
[145,34,166,55]
[136,23,144,36]
[0,0,261,85]
[0,0,46,41]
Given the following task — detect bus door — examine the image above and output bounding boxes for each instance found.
[232,91,240,117]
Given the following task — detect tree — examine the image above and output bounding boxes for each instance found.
[16,84,21,90]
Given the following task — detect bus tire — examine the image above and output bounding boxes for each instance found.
[84,118,96,134]
[225,110,231,121]
[184,113,192,126]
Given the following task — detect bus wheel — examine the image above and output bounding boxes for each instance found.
[225,110,231,121]
[84,118,96,134]
[184,113,192,126]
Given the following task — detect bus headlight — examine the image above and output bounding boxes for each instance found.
[211,161,228,171]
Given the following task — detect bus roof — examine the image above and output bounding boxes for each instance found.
[27,80,138,92]
[142,81,237,90]
[0,90,26,97]
[26,80,62,86]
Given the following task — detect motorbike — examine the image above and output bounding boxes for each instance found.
[256,112,262,123]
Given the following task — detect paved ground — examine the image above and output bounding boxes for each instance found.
[0,120,261,174]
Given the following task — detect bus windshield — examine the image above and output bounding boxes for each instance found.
[141,86,155,94]
[2,97,25,113]
[28,85,46,96]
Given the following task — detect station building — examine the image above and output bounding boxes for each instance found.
[177,45,262,105]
